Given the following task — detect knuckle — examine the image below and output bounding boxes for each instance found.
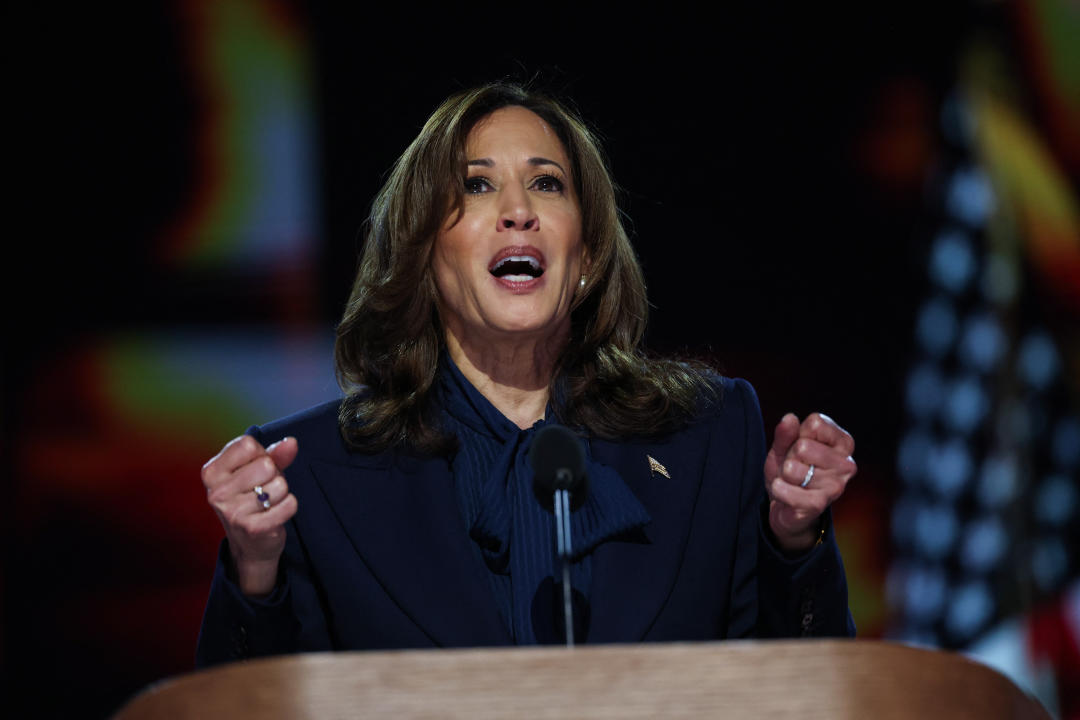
[201,460,225,486]
[224,507,245,528]
[239,514,263,534]
[208,487,229,507]
[268,497,297,524]
[238,435,260,456]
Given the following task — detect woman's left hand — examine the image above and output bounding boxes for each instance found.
[763,412,857,553]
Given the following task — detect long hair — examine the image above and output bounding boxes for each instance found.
[334,82,713,453]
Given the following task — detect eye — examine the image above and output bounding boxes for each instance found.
[464,176,493,194]
[532,175,564,193]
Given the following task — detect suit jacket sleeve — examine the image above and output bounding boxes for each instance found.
[725,378,856,638]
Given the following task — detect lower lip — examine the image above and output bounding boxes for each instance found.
[491,274,544,293]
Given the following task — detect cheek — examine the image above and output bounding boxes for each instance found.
[431,248,459,304]
[558,202,583,246]
[430,233,452,291]
[559,214,585,262]
[432,227,477,296]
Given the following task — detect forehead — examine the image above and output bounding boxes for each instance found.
[466,106,569,163]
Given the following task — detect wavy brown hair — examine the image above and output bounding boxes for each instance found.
[335,82,714,453]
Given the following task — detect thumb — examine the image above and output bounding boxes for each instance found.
[764,413,800,481]
[266,436,299,471]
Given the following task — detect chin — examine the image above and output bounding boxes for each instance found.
[486,309,566,339]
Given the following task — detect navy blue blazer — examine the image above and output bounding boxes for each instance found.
[196,378,854,666]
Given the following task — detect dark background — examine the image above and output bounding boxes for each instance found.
[8,2,1072,717]
[13,2,967,453]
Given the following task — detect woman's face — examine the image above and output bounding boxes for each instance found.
[432,106,585,349]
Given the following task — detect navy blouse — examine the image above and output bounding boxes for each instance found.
[437,356,650,643]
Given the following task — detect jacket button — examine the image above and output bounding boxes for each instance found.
[232,624,248,657]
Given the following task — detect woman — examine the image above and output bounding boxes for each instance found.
[196,83,857,665]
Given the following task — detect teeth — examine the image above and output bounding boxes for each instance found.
[494,255,540,271]
[502,274,534,282]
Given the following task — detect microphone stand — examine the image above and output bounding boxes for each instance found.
[553,474,574,648]
[530,424,587,650]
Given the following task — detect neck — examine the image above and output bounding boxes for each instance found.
[443,322,565,430]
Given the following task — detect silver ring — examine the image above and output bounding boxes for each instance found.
[254,485,271,510]
[801,464,815,488]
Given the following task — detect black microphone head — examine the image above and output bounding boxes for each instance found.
[530,424,588,512]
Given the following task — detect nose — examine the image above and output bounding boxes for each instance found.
[497,185,539,231]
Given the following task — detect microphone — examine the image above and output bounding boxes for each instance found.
[531,424,588,511]
[530,424,588,647]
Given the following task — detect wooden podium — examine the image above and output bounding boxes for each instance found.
[114,640,1050,719]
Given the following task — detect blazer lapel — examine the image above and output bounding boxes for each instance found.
[587,437,707,643]
[308,452,511,647]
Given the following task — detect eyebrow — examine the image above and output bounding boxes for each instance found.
[467,157,567,174]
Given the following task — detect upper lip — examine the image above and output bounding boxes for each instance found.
[488,245,546,273]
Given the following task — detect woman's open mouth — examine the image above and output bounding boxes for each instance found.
[489,247,545,285]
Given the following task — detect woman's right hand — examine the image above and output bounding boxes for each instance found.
[201,435,300,596]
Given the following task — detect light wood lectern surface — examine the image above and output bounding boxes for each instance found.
[114,640,1050,719]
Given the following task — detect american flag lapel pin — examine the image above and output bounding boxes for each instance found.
[647,455,670,479]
